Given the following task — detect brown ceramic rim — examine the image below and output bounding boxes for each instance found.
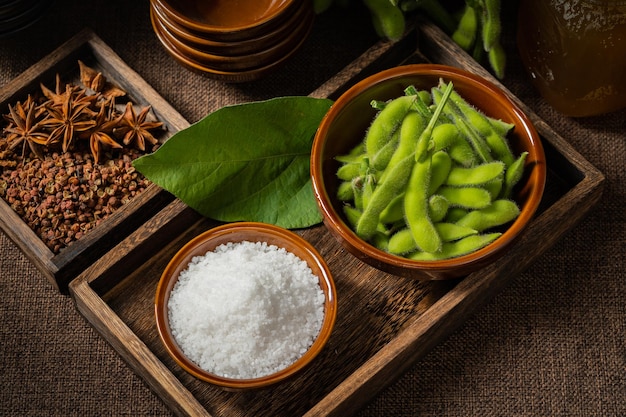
[151,4,313,71]
[150,6,314,82]
[151,0,298,40]
[150,0,309,56]
[311,64,547,278]
[155,222,337,389]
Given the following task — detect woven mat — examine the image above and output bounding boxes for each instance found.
[1,1,624,416]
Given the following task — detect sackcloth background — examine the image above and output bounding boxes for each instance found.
[0,1,624,416]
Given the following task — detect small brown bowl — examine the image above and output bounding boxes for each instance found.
[311,64,547,280]
[152,0,299,42]
[155,222,337,389]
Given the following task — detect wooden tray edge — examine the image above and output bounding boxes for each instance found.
[68,19,607,417]
[0,28,191,292]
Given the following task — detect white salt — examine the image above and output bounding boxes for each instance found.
[167,240,326,379]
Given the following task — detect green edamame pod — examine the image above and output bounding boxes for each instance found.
[428,150,452,194]
[428,194,449,223]
[488,41,506,79]
[356,153,414,239]
[435,222,478,242]
[371,129,400,171]
[388,228,417,255]
[445,207,469,223]
[352,176,364,211]
[361,174,376,209]
[337,181,354,201]
[364,94,415,160]
[371,231,390,251]
[343,205,362,229]
[448,136,479,167]
[451,3,478,51]
[489,118,515,137]
[379,110,423,183]
[431,123,460,152]
[337,162,362,181]
[483,177,503,200]
[455,199,520,231]
[404,156,442,253]
[380,193,405,224]
[335,141,365,164]
[503,151,528,198]
[445,161,505,186]
[480,0,502,52]
[438,186,492,209]
[456,118,494,163]
[409,232,502,260]
[363,0,406,41]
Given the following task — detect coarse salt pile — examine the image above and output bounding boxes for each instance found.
[167,240,326,379]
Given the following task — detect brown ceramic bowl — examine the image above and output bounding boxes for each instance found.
[150,0,310,56]
[152,0,299,42]
[151,4,313,72]
[155,222,337,389]
[311,64,547,280]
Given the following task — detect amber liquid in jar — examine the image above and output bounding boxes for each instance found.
[517,0,626,116]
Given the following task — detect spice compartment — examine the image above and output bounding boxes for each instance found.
[69,20,604,417]
[0,29,189,292]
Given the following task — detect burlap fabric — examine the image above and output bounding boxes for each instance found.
[1,1,624,416]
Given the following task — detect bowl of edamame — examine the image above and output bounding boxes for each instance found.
[310,64,546,280]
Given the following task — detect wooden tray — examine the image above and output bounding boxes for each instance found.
[0,29,189,292]
[69,19,605,417]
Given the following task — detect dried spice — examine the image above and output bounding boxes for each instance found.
[0,61,165,254]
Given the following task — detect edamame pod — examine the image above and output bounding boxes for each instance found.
[428,194,449,222]
[503,151,528,198]
[371,129,400,171]
[451,3,478,51]
[455,199,520,231]
[435,222,478,242]
[343,205,362,229]
[404,156,442,253]
[363,0,406,41]
[356,153,414,239]
[408,232,502,260]
[431,123,461,152]
[379,193,405,224]
[438,186,492,209]
[428,150,452,194]
[337,181,354,201]
[379,110,423,183]
[365,94,415,159]
[445,161,505,186]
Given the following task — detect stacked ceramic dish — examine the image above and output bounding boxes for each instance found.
[149,0,315,82]
[0,0,51,37]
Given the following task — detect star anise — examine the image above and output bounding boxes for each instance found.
[80,99,122,164]
[115,101,163,151]
[2,95,48,159]
[78,60,126,99]
[40,84,97,152]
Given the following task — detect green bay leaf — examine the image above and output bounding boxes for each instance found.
[133,96,333,229]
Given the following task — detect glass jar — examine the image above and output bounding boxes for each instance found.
[517,0,626,116]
